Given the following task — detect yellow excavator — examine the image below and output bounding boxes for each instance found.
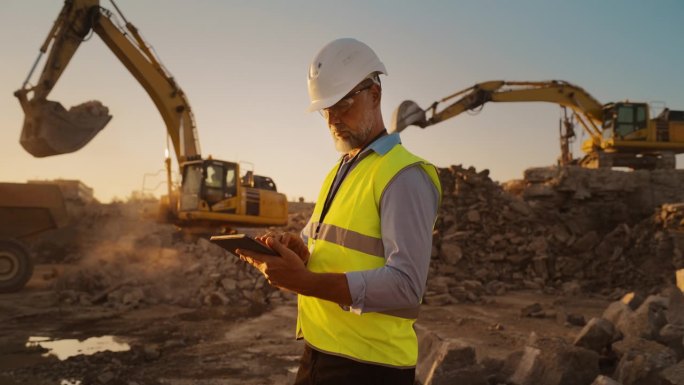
[14,0,288,232]
[391,80,684,169]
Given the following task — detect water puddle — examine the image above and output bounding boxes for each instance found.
[59,380,81,385]
[25,335,131,360]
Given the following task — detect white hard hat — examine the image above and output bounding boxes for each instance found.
[307,38,387,112]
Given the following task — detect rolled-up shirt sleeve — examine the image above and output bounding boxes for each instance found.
[345,164,439,314]
[300,218,312,245]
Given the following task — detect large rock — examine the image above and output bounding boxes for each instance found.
[522,184,558,199]
[574,317,616,353]
[616,295,668,340]
[524,167,559,183]
[661,360,684,385]
[504,337,599,385]
[667,286,684,325]
[602,301,632,327]
[621,292,646,311]
[572,231,600,253]
[658,323,684,360]
[590,375,623,385]
[613,337,677,385]
[416,326,487,385]
[439,241,463,265]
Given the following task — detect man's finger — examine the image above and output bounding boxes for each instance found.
[266,238,284,252]
[280,233,293,246]
[258,232,278,243]
[237,248,280,264]
[266,238,301,263]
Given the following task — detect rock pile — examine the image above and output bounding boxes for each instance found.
[50,200,310,309]
[419,287,684,385]
[40,165,684,310]
[426,165,684,305]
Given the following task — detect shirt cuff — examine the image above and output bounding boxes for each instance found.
[345,271,366,315]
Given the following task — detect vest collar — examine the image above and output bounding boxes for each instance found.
[340,132,401,163]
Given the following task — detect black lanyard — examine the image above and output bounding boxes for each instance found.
[313,130,387,240]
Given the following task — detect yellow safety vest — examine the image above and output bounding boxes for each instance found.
[298,143,441,367]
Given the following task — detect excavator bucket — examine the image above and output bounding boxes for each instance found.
[19,99,111,157]
[390,100,427,134]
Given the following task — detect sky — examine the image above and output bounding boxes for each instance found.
[1,0,683,203]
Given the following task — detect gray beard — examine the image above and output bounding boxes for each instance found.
[330,109,374,154]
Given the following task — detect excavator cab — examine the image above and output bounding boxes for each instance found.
[589,102,678,169]
[179,160,238,212]
[601,102,649,141]
[174,160,286,230]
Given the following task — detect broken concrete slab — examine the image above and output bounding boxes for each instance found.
[602,301,632,327]
[590,375,623,385]
[523,167,560,183]
[667,285,684,325]
[504,337,599,385]
[520,303,543,318]
[616,295,668,340]
[620,292,646,311]
[658,323,684,360]
[439,242,463,265]
[661,360,684,385]
[415,325,487,385]
[574,317,616,354]
[572,231,600,253]
[613,337,677,385]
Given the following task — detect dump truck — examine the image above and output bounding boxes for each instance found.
[15,0,287,233]
[0,183,68,292]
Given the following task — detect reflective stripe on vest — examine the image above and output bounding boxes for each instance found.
[297,143,442,368]
[309,221,420,320]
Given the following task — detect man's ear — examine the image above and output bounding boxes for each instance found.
[370,84,381,107]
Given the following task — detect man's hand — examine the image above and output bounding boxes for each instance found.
[237,237,310,293]
[256,231,310,264]
[238,234,352,306]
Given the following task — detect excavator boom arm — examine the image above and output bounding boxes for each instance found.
[20,0,97,102]
[93,7,201,161]
[391,80,606,142]
[16,0,290,231]
[16,0,201,163]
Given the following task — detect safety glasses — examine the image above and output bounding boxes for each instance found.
[319,82,374,120]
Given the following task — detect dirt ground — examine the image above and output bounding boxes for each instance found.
[0,264,610,385]
[6,166,681,384]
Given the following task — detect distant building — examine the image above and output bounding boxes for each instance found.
[28,179,97,204]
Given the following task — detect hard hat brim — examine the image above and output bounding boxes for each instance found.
[306,90,349,112]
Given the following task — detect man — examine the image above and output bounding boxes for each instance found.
[237,38,441,385]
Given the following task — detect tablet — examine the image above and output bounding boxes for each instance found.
[209,234,278,257]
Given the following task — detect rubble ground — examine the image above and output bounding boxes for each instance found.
[0,266,610,385]
[2,165,684,384]
[0,270,301,385]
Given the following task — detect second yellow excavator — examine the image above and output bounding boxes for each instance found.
[14,0,288,232]
[391,80,684,169]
